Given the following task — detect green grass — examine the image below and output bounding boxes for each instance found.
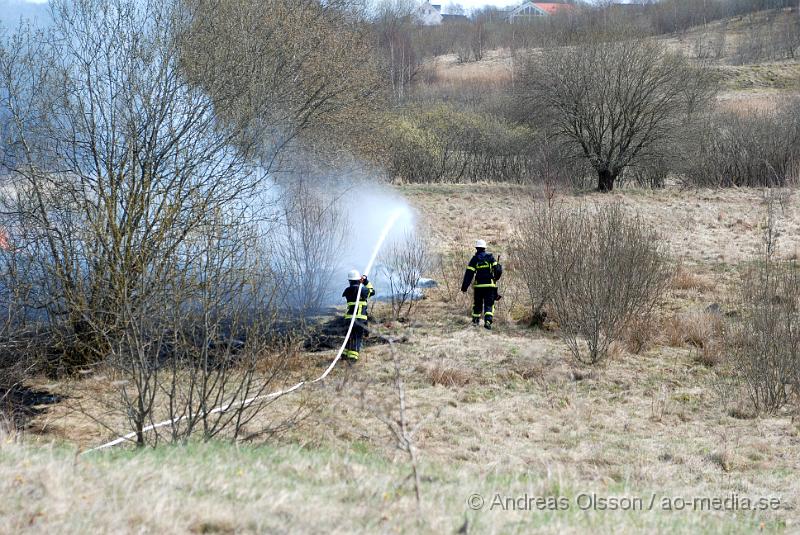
[0,439,789,534]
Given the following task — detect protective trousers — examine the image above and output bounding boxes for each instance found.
[472,287,495,325]
[344,321,367,360]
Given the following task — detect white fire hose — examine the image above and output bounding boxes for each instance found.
[84,208,405,453]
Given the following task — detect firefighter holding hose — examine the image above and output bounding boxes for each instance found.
[461,239,502,330]
[342,270,376,362]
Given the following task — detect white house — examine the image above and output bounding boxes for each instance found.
[416,1,443,26]
[506,2,575,23]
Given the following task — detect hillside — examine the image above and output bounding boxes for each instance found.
[5,184,800,533]
[5,7,800,535]
[423,8,800,111]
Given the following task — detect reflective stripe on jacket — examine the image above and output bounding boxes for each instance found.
[462,251,498,290]
[343,281,375,320]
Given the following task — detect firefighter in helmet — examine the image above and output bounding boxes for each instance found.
[342,269,376,362]
[461,239,502,330]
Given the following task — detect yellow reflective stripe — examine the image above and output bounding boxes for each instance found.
[466,266,476,271]
[484,312,494,316]
[474,283,496,288]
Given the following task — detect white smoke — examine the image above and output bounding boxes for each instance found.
[267,160,418,311]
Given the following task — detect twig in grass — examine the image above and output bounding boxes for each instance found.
[369,337,440,512]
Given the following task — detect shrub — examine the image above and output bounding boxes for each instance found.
[378,230,431,321]
[515,202,671,364]
[727,193,800,413]
[685,102,800,188]
[664,310,724,348]
[384,104,559,184]
[728,257,800,413]
[423,360,471,387]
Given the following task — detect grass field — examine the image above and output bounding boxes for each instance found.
[5,8,800,532]
[5,183,800,534]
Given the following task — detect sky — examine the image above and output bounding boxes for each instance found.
[0,0,50,28]
[0,0,627,28]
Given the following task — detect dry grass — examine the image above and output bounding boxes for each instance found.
[621,315,660,354]
[664,310,724,349]
[422,49,513,87]
[1,438,788,534]
[420,357,471,387]
[401,185,800,265]
[10,183,800,533]
[693,341,725,368]
[672,263,717,293]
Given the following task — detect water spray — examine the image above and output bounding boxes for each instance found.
[84,207,407,453]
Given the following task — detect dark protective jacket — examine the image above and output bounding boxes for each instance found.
[342,279,376,320]
[461,250,502,292]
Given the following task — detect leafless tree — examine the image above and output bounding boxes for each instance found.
[515,202,671,363]
[379,230,430,321]
[373,0,420,101]
[271,179,350,317]
[518,39,716,191]
[728,192,800,413]
[182,0,384,164]
[0,0,368,445]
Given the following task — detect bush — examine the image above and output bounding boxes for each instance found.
[685,103,800,187]
[728,256,800,413]
[384,105,545,184]
[515,202,671,364]
[378,230,431,321]
[664,310,724,348]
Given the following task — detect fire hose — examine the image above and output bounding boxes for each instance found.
[83,208,406,453]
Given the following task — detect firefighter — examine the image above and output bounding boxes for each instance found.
[342,269,376,362]
[461,239,502,330]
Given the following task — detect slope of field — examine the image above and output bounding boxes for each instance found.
[6,184,800,533]
[423,9,800,112]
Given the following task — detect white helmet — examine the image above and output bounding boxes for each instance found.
[475,239,487,248]
[347,269,361,281]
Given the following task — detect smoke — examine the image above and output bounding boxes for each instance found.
[338,184,415,275]
[266,159,417,312]
[315,185,416,306]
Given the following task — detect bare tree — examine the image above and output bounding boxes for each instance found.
[515,202,670,363]
[181,0,384,164]
[1,0,270,368]
[518,39,716,191]
[0,0,365,445]
[373,0,420,101]
[272,179,350,316]
[378,230,430,321]
[728,192,800,413]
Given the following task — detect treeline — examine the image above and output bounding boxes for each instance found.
[370,0,800,94]
[0,0,385,440]
[384,84,800,189]
[367,2,800,189]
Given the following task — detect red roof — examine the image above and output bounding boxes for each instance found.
[532,2,576,15]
